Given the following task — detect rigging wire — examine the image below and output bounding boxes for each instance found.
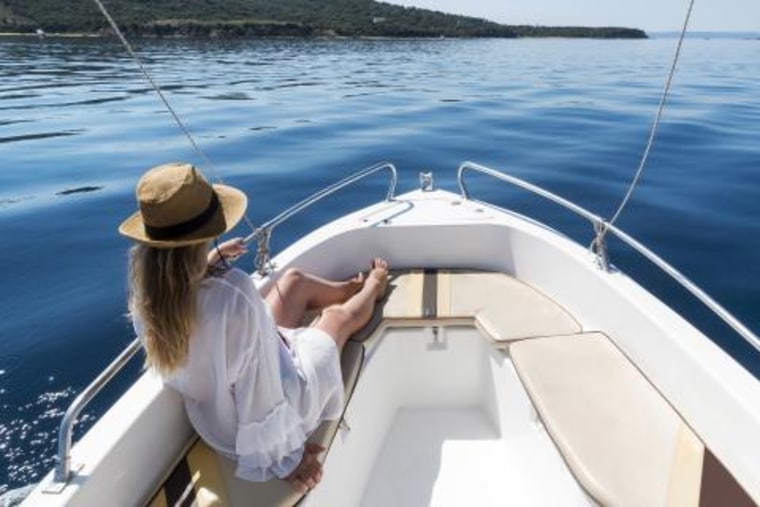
[91,0,258,234]
[596,0,696,244]
[94,0,694,256]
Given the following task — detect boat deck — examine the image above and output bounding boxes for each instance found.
[362,406,590,506]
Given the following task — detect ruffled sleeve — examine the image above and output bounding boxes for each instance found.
[227,271,306,481]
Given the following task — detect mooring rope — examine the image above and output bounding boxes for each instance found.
[595,0,696,247]
[91,0,258,234]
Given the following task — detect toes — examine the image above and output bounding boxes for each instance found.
[368,258,389,301]
[371,257,388,271]
[289,477,307,493]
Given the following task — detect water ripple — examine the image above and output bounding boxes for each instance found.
[1,36,759,494]
[0,130,83,144]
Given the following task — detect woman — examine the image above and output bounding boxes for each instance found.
[119,162,388,493]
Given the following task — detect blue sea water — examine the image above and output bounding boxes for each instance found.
[0,35,758,493]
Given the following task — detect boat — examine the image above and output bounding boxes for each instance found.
[20,161,760,506]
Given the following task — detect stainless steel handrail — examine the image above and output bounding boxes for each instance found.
[244,161,397,275]
[458,161,613,267]
[457,160,760,354]
[47,338,142,491]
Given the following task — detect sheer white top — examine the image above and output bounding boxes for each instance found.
[136,268,343,481]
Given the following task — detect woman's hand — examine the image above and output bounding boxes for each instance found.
[207,237,247,267]
[286,443,325,493]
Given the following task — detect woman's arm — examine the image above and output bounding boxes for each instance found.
[208,237,247,267]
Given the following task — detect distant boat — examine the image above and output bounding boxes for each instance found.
[35,28,45,39]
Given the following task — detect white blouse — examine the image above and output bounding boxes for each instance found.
[135,268,344,481]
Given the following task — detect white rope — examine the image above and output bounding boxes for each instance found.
[91,0,257,233]
[599,0,696,239]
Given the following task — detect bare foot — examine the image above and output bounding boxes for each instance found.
[369,258,389,300]
[286,443,325,493]
[345,272,364,296]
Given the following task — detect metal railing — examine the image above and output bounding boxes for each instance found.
[46,338,142,492]
[244,161,397,275]
[457,161,760,355]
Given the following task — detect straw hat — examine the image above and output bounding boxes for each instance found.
[119,162,247,248]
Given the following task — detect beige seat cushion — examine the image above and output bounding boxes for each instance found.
[147,437,230,507]
[349,270,429,342]
[439,270,580,342]
[381,269,427,320]
[352,270,581,343]
[511,332,704,507]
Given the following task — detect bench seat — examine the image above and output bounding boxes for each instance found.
[353,269,581,343]
[511,332,754,507]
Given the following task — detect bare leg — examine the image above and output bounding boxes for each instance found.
[314,259,389,351]
[264,268,364,329]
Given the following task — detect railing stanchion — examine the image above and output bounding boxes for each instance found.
[46,338,142,492]
[244,161,397,275]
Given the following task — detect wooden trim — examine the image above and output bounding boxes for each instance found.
[666,423,704,507]
[422,269,438,319]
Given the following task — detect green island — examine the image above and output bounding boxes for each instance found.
[0,0,647,39]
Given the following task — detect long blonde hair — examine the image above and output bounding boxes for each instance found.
[128,242,209,375]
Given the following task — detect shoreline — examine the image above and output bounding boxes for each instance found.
[0,25,649,41]
[0,32,101,38]
[0,32,649,41]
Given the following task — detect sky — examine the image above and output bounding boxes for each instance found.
[384,0,760,33]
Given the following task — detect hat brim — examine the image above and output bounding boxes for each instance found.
[119,184,248,248]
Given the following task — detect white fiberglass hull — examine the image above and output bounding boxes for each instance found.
[22,188,760,506]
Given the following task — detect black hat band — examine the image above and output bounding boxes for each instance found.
[144,192,220,240]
